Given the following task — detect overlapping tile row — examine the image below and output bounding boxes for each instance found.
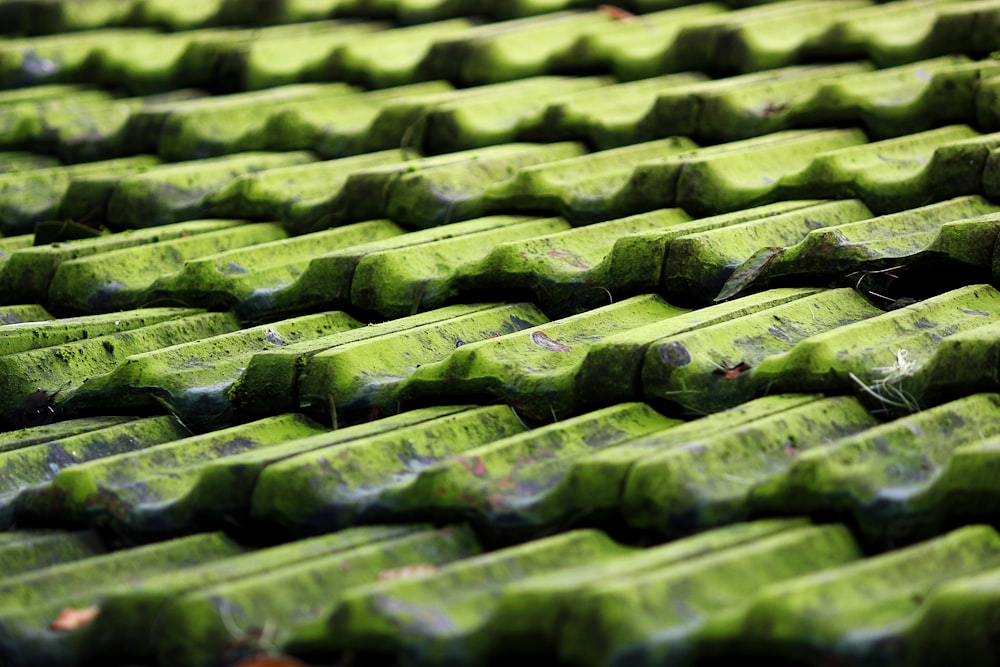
[2,115,1000,249]
[6,54,1000,164]
[5,192,1000,325]
[4,1,1000,666]
[0,0,786,35]
[3,1,1000,92]
[4,519,1000,666]
[0,291,995,548]
[0,51,998,268]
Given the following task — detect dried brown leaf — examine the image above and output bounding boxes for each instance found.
[49,606,99,631]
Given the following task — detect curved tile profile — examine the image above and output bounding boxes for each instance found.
[1,2,1000,666]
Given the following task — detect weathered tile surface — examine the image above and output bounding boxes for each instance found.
[2,2,1000,665]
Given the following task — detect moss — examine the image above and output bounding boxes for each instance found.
[327,530,627,661]
[298,302,547,420]
[350,215,566,318]
[0,532,242,617]
[151,526,481,667]
[105,151,314,228]
[623,396,877,534]
[642,288,881,414]
[736,526,1000,662]
[0,311,237,427]
[250,406,525,533]
[395,402,678,539]
[557,525,860,667]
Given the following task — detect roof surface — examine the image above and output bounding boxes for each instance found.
[1,0,1000,665]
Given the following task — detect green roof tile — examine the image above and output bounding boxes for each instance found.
[754,283,1000,410]
[485,136,698,223]
[142,219,402,312]
[0,303,51,323]
[61,311,361,426]
[78,524,421,665]
[193,21,384,91]
[33,413,329,535]
[753,393,1000,543]
[0,151,59,173]
[341,141,585,228]
[0,154,160,234]
[331,17,476,87]
[539,71,708,148]
[104,151,315,228]
[230,303,509,418]
[49,409,469,539]
[775,125,1000,213]
[561,394,823,527]
[0,307,208,354]
[662,199,873,302]
[723,526,1000,663]
[454,207,692,310]
[905,560,1000,664]
[349,215,568,317]
[265,81,453,156]
[386,402,679,540]
[558,523,860,667]
[240,214,542,319]
[0,28,155,87]
[47,222,289,312]
[670,0,871,75]
[405,295,689,418]
[622,396,878,534]
[642,287,883,413]
[577,288,819,406]
[249,406,529,533]
[0,310,237,427]
[718,196,1000,300]
[572,4,727,80]
[206,149,407,226]
[150,84,358,160]
[481,518,807,656]
[2,2,1000,663]
[0,415,190,527]
[152,525,479,667]
[814,0,1000,66]
[421,11,618,85]
[0,218,239,303]
[0,531,244,666]
[297,302,547,419]
[325,530,629,661]
[0,529,105,577]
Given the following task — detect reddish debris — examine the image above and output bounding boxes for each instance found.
[49,606,99,631]
[598,5,636,21]
[713,361,752,379]
[459,456,488,476]
[231,656,310,667]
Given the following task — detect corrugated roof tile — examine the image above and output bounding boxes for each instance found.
[558,523,861,667]
[0,310,238,427]
[0,415,191,527]
[143,219,402,311]
[296,302,547,419]
[2,1,1000,663]
[0,154,159,234]
[725,525,1000,663]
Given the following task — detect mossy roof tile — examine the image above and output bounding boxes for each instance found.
[2,2,1000,665]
